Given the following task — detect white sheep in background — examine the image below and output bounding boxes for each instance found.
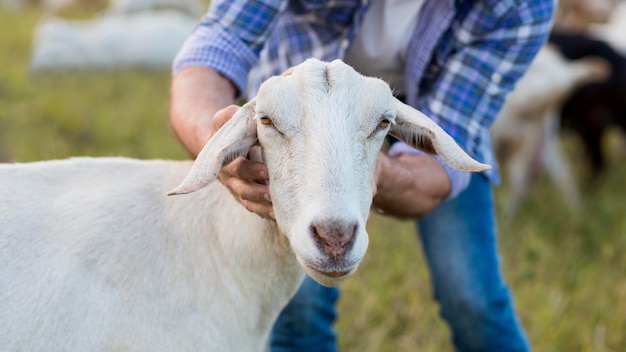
[30,10,197,72]
[0,59,488,351]
[107,0,205,17]
[491,45,609,218]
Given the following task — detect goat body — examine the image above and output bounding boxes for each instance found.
[0,158,298,351]
[0,59,488,350]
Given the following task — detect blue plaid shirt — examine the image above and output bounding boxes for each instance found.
[173,0,555,184]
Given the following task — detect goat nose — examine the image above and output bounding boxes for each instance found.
[310,220,358,258]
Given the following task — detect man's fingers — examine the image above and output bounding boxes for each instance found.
[241,199,275,220]
[223,177,274,220]
[222,156,268,182]
[218,157,273,220]
[228,177,271,204]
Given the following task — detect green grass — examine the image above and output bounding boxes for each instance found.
[2,7,625,351]
[0,8,187,162]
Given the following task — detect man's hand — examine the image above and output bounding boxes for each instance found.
[373,152,451,218]
[170,67,274,220]
[211,106,275,220]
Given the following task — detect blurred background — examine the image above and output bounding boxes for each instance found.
[0,0,625,350]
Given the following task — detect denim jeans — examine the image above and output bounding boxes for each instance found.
[269,275,340,352]
[269,173,529,351]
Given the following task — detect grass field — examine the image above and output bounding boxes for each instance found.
[1,7,625,351]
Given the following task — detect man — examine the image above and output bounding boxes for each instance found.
[170,0,554,350]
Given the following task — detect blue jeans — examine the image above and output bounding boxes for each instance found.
[269,276,340,352]
[269,173,529,351]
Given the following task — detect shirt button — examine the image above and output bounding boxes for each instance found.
[341,38,350,50]
[491,72,502,83]
[487,85,500,95]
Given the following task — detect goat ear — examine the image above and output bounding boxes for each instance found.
[390,97,491,172]
[168,99,258,195]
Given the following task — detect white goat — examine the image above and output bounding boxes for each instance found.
[492,45,608,217]
[0,59,488,351]
[30,10,197,72]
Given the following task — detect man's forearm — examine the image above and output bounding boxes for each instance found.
[372,153,451,219]
[170,66,237,157]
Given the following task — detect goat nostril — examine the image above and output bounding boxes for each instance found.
[310,220,358,256]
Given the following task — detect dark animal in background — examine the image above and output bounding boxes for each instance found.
[549,31,626,179]
[491,45,608,217]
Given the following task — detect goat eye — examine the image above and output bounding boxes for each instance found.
[378,119,390,128]
[260,116,273,125]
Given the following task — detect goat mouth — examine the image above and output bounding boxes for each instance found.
[295,254,359,286]
[316,268,350,278]
[304,262,352,278]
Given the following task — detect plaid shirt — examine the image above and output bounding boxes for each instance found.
[173,0,554,184]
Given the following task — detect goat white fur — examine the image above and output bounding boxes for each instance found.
[0,59,488,351]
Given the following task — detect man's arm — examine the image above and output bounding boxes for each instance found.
[170,66,237,157]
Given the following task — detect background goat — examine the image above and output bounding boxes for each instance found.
[30,10,197,71]
[0,59,487,351]
[491,45,608,217]
[549,31,626,180]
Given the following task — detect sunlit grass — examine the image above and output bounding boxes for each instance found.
[1,7,625,351]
